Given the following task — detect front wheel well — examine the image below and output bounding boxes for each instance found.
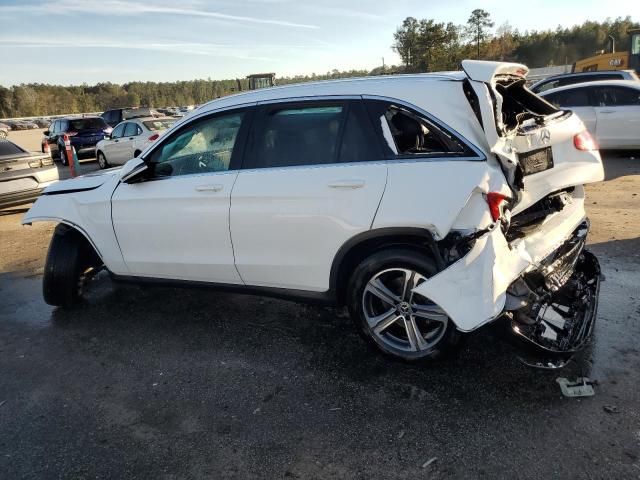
[54,223,103,268]
[331,229,443,305]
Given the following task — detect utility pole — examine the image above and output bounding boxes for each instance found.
[382,57,385,71]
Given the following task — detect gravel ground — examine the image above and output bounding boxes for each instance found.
[1,130,639,479]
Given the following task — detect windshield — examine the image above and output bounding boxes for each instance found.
[69,118,107,131]
[143,119,175,131]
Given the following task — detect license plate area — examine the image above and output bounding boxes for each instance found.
[518,147,554,176]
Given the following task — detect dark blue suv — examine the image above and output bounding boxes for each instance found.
[42,116,111,165]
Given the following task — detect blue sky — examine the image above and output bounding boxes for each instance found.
[0,0,636,86]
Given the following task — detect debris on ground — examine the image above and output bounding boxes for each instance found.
[421,457,437,469]
[603,405,620,414]
[556,377,595,397]
[397,430,405,439]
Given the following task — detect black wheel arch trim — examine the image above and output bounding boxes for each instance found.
[329,227,445,303]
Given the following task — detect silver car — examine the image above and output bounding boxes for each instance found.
[0,139,59,209]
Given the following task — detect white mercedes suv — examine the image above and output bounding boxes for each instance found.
[23,61,604,367]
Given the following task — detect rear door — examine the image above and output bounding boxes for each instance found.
[592,85,640,148]
[230,99,387,292]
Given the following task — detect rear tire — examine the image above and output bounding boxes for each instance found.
[43,225,100,307]
[347,248,461,362]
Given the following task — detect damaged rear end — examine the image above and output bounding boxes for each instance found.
[414,60,605,367]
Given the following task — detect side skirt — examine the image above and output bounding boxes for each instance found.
[109,273,337,306]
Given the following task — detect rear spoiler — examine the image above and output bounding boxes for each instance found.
[461,60,529,84]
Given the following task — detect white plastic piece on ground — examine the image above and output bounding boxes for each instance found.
[556,378,595,397]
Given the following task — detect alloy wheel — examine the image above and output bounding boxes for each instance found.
[362,268,448,353]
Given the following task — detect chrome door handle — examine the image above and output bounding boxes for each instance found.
[327,179,365,189]
[195,184,223,192]
[599,110,615,114]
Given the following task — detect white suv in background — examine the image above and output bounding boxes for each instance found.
[24,61,604,368]
[95,117,176,168]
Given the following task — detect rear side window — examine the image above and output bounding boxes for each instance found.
[595,86,640,106]
[244,101,378,169]
[544,88,591,107]
[365,100,472,158]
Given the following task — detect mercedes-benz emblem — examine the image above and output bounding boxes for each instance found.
[539,128,551,144]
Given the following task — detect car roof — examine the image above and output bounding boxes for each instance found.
[127,116,175,122]
[532,70,636,85]
[58,115,103,121]
[539,79,640,95]
[196,72,467,114]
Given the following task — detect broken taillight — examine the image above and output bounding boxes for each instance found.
[485,192,510,222]
[573,131,598,151]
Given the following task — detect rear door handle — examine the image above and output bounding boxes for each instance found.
[599,110,615,114]
[195,184,223,192]
[327,179,365,189]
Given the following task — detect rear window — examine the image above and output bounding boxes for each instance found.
[68,118,107,131]
[143,120,175,131]
[0,141,27,156]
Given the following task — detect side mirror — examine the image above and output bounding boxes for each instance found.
[120,157,148,183]
[43,130,50,136]
[105,134,111,140]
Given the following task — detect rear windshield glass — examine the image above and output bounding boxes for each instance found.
[68,118,107,131]
[143,120,175,131]
[0,141,26,156]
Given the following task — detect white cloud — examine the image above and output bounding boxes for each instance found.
[0,0,319,29]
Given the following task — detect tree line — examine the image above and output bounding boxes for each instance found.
[393,12,637,72]
[0,13,637,118]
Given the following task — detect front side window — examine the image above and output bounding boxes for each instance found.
[124,122,139,137]
[365,101,471,158]
[596,86,640,106]
[111,123,126,139]
[147,111,245,177]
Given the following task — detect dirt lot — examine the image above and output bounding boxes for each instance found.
[1,129,639,479]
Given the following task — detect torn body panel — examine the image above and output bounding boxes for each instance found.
[413,186,589,332]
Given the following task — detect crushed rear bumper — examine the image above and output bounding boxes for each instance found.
[504,223,601,367]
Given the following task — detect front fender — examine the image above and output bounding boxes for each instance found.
[22,177,129,275]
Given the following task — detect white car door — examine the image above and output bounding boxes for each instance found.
[111,108,252,283]
[230,99,387,292]
[544,87,597,137]
[593,85,640,149]
[102,123,126,163]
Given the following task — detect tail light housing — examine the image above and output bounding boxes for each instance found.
[485,192,510,222]
[574,131,598,151]
[148,133,160,141]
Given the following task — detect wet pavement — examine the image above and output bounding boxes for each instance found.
[1,154,639,479]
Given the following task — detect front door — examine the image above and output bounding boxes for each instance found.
[230,99,387,292]
[111,108,252,283]
[594,85,640,149]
